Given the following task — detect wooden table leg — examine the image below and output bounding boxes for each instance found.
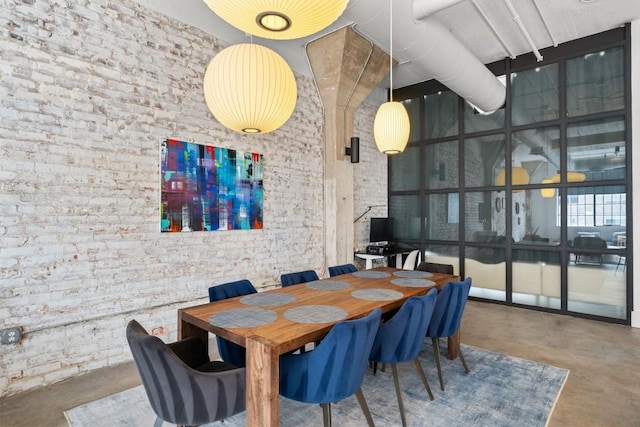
[447,330,460,360]
[177,309,208,347]
[246,336,279,427]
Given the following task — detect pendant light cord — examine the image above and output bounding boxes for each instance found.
[389,0,393,102]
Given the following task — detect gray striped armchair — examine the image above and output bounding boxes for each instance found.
[126,320,246,427]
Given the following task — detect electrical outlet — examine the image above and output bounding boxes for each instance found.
[1,327,22,345]
[151,326,165,337]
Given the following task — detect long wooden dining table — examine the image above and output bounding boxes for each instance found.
[178,267,460,426]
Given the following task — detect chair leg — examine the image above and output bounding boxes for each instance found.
[390,364,407,427]
[412,357,434,400]
[153,416,163,427]
[431,338,444,391]
[450,336,470,373]
[355,387,376,427]
[321,403,332,427]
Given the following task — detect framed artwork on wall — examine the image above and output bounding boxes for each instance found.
[160,138,264,232]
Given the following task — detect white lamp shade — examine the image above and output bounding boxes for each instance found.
[496,166,530,187]
[373,101,410,154]
[204,44,297,134]
[203,0,348,40]
[540,178,555,198]
[549,172,586,183]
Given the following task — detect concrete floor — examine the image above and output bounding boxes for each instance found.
[1,301,639,426]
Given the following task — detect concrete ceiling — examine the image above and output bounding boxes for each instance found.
[135,0,640,91]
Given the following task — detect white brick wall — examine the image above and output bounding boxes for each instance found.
[0,0,386,397]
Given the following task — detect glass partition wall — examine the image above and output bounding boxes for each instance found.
[389,27,631,323]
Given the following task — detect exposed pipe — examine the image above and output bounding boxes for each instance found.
[531,0,558,47]
[470,0,516,59]
[503,0,543,62]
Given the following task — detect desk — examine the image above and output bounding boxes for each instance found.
[355,248,415,269]
[178,267,459,426]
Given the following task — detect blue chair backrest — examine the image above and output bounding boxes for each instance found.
[370,288,437,364]
[279,308,382,404]
[208,279,257,302]
[328,263,358,277]
[426,277,472,339]
[208,279,257,367]
[280,270,319,287]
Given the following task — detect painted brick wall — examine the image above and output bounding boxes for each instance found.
[353,104,389,268]
[0,0,386,396]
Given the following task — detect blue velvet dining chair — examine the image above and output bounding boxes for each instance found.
[369,288,438,427]
[279,308,382,427]
[328,263,358,277]
[280,269,319,287]
[208,279,257,367]
[426,277,473,391]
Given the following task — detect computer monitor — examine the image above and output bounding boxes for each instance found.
[369,217,393,244]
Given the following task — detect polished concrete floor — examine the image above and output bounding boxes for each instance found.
[1,301,639,426]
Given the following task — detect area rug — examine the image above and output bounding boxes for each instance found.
[65,344,568,427]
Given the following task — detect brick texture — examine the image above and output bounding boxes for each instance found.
[0,0,386,396]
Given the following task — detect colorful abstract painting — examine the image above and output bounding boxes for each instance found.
[160,138,263,232]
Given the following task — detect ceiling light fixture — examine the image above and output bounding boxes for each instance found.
[373,0,410,155]
[203,43,297,134]
[203,0,349,40]
[549,172,586,183]
[496,166,530,191]
[540,178,555,198]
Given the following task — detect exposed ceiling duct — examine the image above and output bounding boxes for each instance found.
[346,0,506,113]
[410,17,506,113]
[412,0,465,19]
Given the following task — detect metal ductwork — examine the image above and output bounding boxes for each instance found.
[410,18,506,113]
[345,0,506,113]
[412,0,465,19]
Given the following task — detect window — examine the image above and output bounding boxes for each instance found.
[390,27,630,321]
[561,191,626,226]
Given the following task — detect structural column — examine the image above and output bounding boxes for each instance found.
[306,27,390,269]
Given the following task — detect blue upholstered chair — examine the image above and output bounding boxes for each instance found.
[126,320,246,427]
[426,277,473,390]
[279,308,382,427]
[208,279,257,367]
[369,289,437,427]
[280,269,319,287]
[328,263,358,277]
[208,279,257,302]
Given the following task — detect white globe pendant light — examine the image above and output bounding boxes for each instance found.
[540,178,555,198]
[374,102,410,154]
[373,0,410,155]
[203,43,297,134]
[203,0,349,40]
